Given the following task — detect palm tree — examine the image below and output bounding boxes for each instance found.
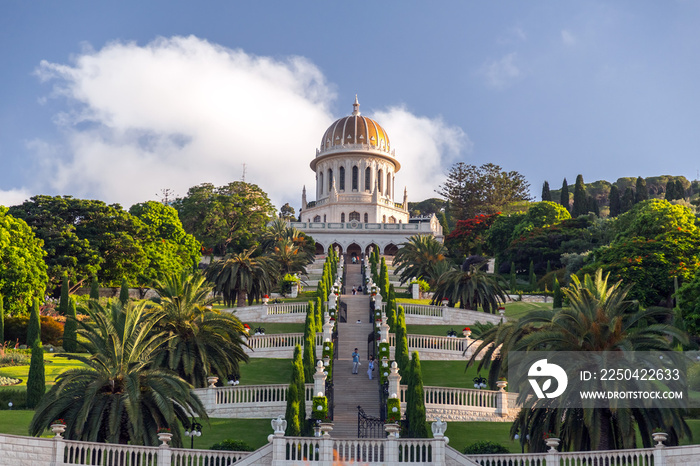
[431,265,506,311]
[151,271,249,387]
[205,249,277,306]
[272,238,313,276]
[393,235,448,287]
[29,300,206,446]
[470,269,689,451]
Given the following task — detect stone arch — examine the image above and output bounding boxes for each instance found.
[383,243,399,256]
[330,243,344,256]
[341,212,345,222]
[349,211,360,222]
[346,243,362,262]
[388,216,397,224]
[313,215,321,222]
[314,242,326,255]
[365,243,379,256]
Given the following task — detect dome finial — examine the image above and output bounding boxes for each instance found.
[352,94,360,116]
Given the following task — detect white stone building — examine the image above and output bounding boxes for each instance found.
[294,97,442,259]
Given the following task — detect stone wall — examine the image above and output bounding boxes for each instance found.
[0,434,56,466]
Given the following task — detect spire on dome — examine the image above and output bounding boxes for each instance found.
[352,95,361,116]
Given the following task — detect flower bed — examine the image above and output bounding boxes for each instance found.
[0,376,21,386]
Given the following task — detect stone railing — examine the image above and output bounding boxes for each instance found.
[223,302,309,323]
[398,385,517,422]
[396,303,504,326]
[244,332,324,358]
[192,383,314,418]
[466,446,658,466]
[386,333,495,360]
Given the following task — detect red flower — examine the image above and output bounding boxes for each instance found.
[463,327,471,331]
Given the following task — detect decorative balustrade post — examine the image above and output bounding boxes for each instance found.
[380,318,390,343]
[158,439,172,466]
[496,380,509,418]
[328,293,337,310]
[52,436,65,466]
[313,360,327,397]
[323,312,334,342]
[388,361,401,400]
[385,434,399,463]
[431,419,448,463]
[374,293,383,310]
[270,416,287,466]
[320,436,334,465]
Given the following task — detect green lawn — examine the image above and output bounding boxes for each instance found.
[420,360,491,389]
[238,358,292,385]
[0,353,88,388]
[397,299,553,320]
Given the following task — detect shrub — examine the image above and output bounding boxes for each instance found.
[209,439,255,451]
[3,316,64,346]
[386,397,401,423]
[463,440,510,455]
[311,396,328,420]
[26,339,45,409]
[688,363,700,391]
[409,279,430,293]
[0,349,30,367]
[322,341,333,380]
[0,388,27,410]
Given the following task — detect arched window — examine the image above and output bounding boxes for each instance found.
[352,166,359,190]
[319,172,324,195]
[339,166,345,191]
[349,211,360,221]
[364,213,369,223]
[382,215,386,223]
[378,169,383,194]
[313,215,321,222]
[328,169,333,191]
[386,172,391,196]
[365,167,371,191]
[341,213,345,222]
[388,216,396,224]
[323,214,327,222]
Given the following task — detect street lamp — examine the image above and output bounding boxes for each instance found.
[184,418,202,449]
[228,373,240,386]
[7,402,12,410]
[473,374,487,389]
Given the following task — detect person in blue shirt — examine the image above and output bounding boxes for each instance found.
[352,348,360,374]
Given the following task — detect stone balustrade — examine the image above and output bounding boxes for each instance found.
[395,303,505,325]
[243,332,324,358]
[63,440,161,465]
[386,333,493,360]
[398,385,518,422]
[224,302,310,323]
[192,383,314,418]
[466,446,659,466]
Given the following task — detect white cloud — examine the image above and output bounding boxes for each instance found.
[561,29,576,46]
[372,107,470,201]
[479,52,522,89]
[31,36,468,210]
[0,188,32,207]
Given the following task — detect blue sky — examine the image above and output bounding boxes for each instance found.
[2,1,700,211]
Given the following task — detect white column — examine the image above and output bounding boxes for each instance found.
[313,360,327,396]
[388,361,401,399]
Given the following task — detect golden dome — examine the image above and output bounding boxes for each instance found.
[319,96,391,154]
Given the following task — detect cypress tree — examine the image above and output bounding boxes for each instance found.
[59,274,69,316]
[675,179,685,200]
[621,187,635,214]
[63,297,78,353]
[380,257,390,297]
[119,277,129,305]
[406,352,428,438]
[0,294,4,345]
[316,296,324,322]
[541,181,552,202]
[89,275,100,300]
[509,262,516,291]
[545,260,551,278]
[386,285,397,332]
[572,174,587,217]
[284,381,301,436]
[285,345,306,436]
[26,339,45,409]
[560,178,570,211]
[395,307,409,375]
[303,310,317,382]
[27,299,41,346]
[529,260,536,290]
[553,277,563,309]
[609,185,621,217]
[635,176,648,203]
[588,196,600,216]
[665,180,676,201]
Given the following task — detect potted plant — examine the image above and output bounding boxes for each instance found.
[543,432,560,452]
[157,427,173,445]
[50,419,66,437]
[496,377,508,390]
[463,327,472,338]
[441,298,449,307]
[652,428,668,446]
[242,324,250,334]
[385,398,401,437]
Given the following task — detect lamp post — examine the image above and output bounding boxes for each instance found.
[473,374,487,389]
[184,418,202,449]
[7,402,12,410]
[228,373,240,386]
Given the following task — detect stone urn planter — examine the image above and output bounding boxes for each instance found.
[463,328,471,338]
[652,432,668,446]
[207,376,219,388]
[496,380,508,391]
[319,422,334,437]
[262,295,269,305]
[50,423,66,438]
[157,432,173,446]
[545,437,560,452]
[384,423,400,438]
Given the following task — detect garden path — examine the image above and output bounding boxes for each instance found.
[330,263,380,438]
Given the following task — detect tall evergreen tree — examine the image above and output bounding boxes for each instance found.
[541,181,552,202]
[588,196,600,216]
[285,345,305,436]
[89,275,100,300]
[62,298,78,353]
[665,180,676,201]
[58,274,69,316]
[386,285,397,332]
[119,277,129,305]
[675,179,685,200]
[552,277,563,309]
[635,176,648,203]
[395,306,409,374]
[302,310,317,383]
[609,185,621,217]
[545,261,551,278]
[27,299,41,346]
[560,178,570,211]
[0,294,4,345]
[529,260,536,290]
[284,381,301,436]
[380,257,390,297]
[406,352,428,438]
[621,187,635,214]
[26,339,45,409]
[572,174,587,217]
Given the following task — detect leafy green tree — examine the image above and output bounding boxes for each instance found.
[405,352,428,438]
[675,179,686,200]
[119,277,129,305]
[271,238,313,276]
[0,207,48,315]
[173,182,276,255]
[588,196,600,216]
[89,275,100,300]
[432,266,506,312]
[560,178,569,211]
[665,180,677,201]
[393,235,447,287]
[572,174,588,217]
[26,339,45,409]
[27,299,41,347]
[63,298,78,353]
[29,300,207,446]
[620,187,635,213]
[609,185,621,217]
[438,162,531,220]
[395,306,409,374]
[279,203,296,221]
[407,198,447,218]
[541,181,552,202]
[151,272,248,387]
[206,250,277,307]
[471,270,689,451]
[676,270,700,336]
[635,176,648,203]
[0,294,4,344]
[285,345,305,436]
[58,274,69,316]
